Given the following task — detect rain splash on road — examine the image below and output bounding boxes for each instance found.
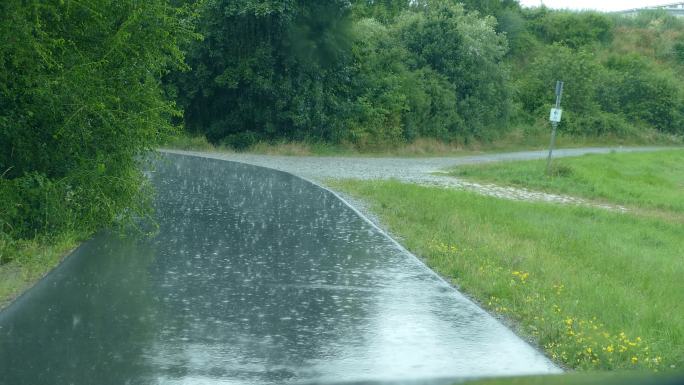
[0,153,559,385]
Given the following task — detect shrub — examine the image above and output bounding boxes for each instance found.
[563,111,634,137]
[395,0,511,138]
[0,0,191,241]
[516,44,602,117]
[601,55,683,134]
[528,10,613,49]
[673,42,684,64]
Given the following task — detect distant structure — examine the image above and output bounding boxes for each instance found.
[617,2,684,17]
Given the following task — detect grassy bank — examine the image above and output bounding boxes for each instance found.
[450,150,684,213]
[330,180,683,372]
[0,234,79,309]
[460,371,684,385]
[164,129,682,157]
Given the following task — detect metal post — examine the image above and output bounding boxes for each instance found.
[546,81,564,175]
[546,122,558,174]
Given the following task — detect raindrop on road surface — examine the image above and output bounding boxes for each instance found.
[0,154,559,385]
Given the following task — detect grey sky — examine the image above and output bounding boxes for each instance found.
[518,0,677,11]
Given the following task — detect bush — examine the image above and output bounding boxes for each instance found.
[563,111,634,137]
[221,131,261,151]
[601,55,683,134]
[402,68,464,141]
[0,1,191,241]
[614,9,684,31]
[346,18,464,145]
[673,42,684,64]
[497,8,538,57]
[173,0,354,145]
[170,0,512,147]
[394,0,511,138]
[528,10,613,49]
[516,44,602,117]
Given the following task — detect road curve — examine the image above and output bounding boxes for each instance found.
[162,146,674,207]
[161,146,671,182]
[0,153,560,385]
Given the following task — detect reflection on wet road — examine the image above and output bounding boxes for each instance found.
[0,154,559,384]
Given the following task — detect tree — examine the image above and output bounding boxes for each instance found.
[527,10,613,49]
[350,0,412,23]
[601,55,684,134]
[0,0,192,239]
[516,44,602,117]
[394,0,511,138]
[173,0,353,147]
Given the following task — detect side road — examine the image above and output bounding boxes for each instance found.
[161,146,671,209]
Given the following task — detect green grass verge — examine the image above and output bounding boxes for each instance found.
[0,233,78,309]
[459,371,684,385]
[330,180,683,372]
[449,150,684,213]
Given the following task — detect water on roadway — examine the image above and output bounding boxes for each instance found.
[0,154,559,385]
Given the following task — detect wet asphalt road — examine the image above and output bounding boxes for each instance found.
[163,147,671,207]
[162,146,669,183]
[0,153,559,385]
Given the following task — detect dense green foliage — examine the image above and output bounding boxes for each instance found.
[169,0,353,147]
[172,0,511,148]
[4,1,684,262]
[169,1,684,149]
[1,1,191,247]
[511,8,684,136]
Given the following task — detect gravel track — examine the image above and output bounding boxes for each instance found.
[161,146,670,209]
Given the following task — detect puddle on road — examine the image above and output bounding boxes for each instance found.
[0,154,559,385]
